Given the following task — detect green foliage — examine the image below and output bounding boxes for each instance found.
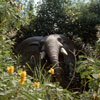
[0,0,24,34]
[14,0,100,47]
[0,69,76,100]
[89,0,100,15]
[76,39,100,93]
[0,34,100,100]
[65,0,100,44]
[0,43,75,100]
[0,0,33,37]
[0,71,75,100]
[0,0,100,99]
[0,34,77,99]
[0,35,14,71]
[14,0,73,46]
[32,0,71,36]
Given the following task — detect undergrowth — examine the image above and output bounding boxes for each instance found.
[0,35,100,100]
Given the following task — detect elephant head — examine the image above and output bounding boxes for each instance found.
[40,34,68,68]
[15,34,75,86]
[40,34,75,82]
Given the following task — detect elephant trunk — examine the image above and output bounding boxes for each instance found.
[45,41,59,67]
[46,45,64,82]
[49,51,59,68]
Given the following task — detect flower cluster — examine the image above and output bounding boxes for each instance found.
[19,71,27,85]
[21,6,24,10]
[48,68,54,75]
[7,66,14,74]
[33,82,40,88]
[17,6,24,10]
[6,66,55,87]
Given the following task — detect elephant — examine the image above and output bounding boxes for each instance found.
[14,34,75,88]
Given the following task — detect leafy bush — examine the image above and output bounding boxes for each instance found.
[0,0,25,34]
[0,34,100,100]
[76,39,100,95]
[0,37,75,99]
[0,0,100,100]
[14,0,100,46]
[0,35,14,71]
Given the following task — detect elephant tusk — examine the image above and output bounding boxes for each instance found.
[40,51,45,59]
[60,47,68,56]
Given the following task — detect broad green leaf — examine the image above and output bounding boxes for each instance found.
[92,74,99,79]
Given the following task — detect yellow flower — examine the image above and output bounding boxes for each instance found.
[21,6,24,10]
[33,82,40,88]
[19,71,27,86]
[98,73,100,78]
[48,68,54,75]
[19,79,25,85]
[20,77,26,82]
[17,6,24,10]
[7,66,14,74]
[20,71,27,78]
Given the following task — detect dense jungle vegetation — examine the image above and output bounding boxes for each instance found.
[0,0,100,99]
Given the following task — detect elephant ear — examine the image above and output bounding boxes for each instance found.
[16,36,44,56]
[29,41,40,46]
[60,35,75,51]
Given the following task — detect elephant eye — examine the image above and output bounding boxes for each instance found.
[57,38,63,44]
